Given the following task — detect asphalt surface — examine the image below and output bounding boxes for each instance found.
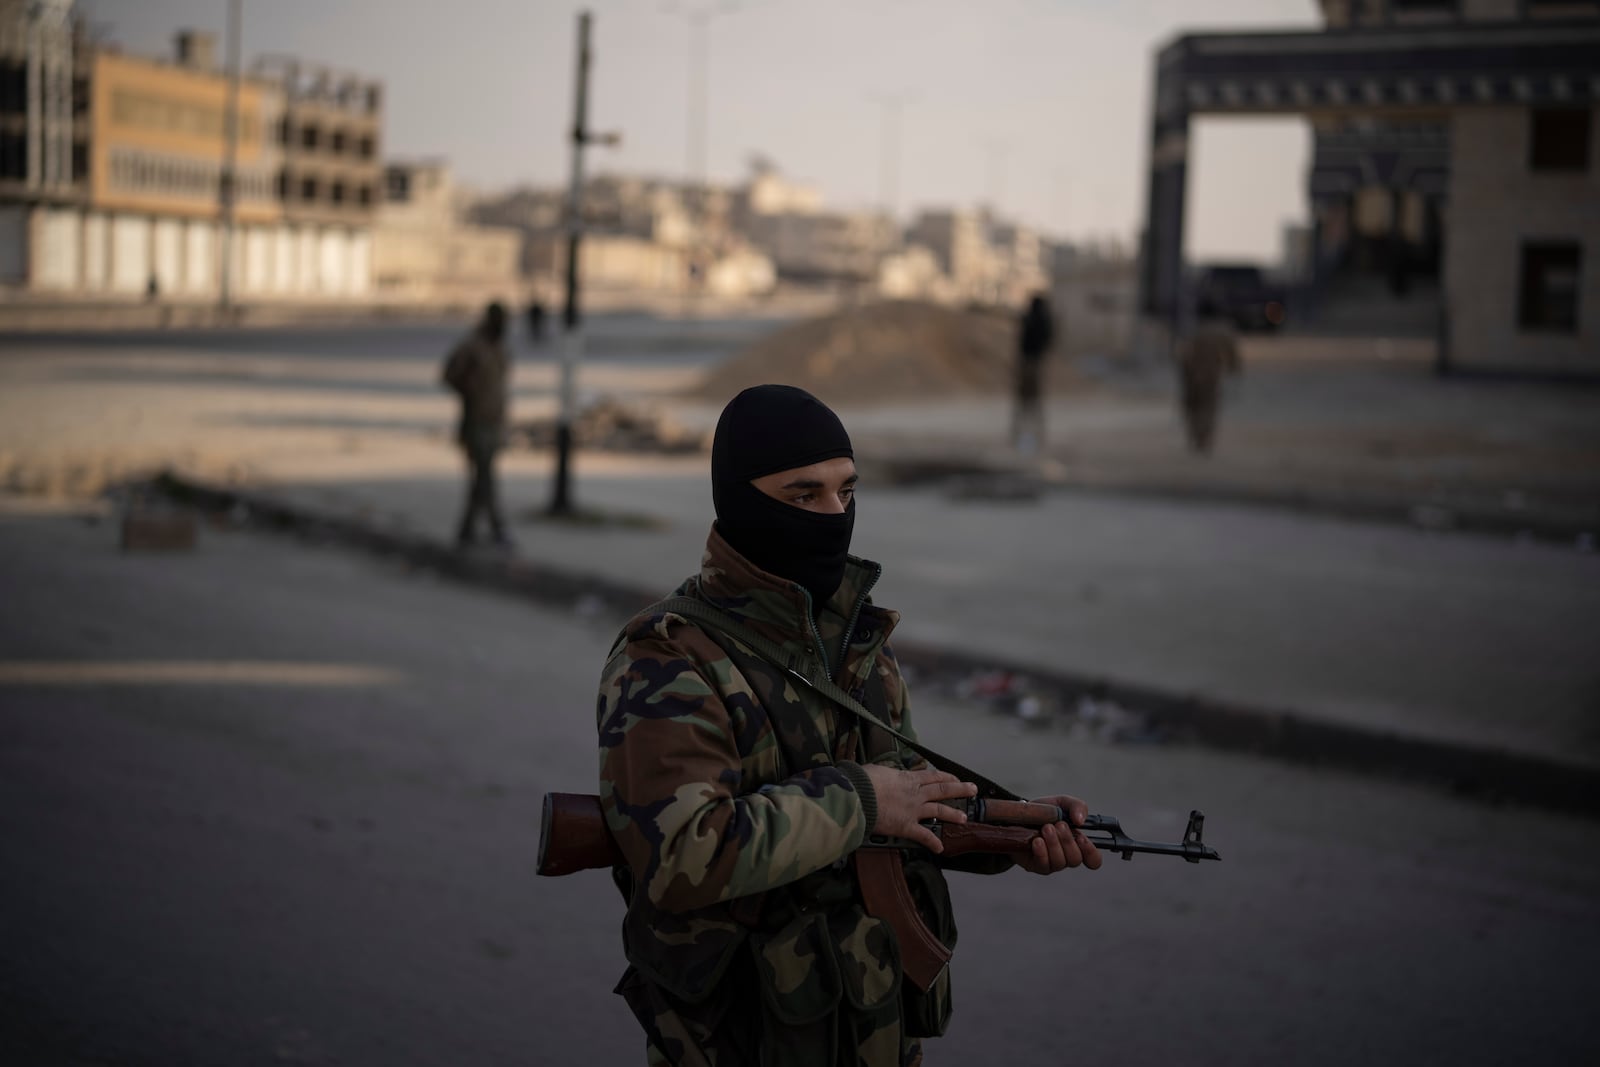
[3,499,1598,1066]
[9,322,1593,774]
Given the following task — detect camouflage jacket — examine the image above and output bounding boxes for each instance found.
[597,525,947,1065]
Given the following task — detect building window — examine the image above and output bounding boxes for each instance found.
[357,183,373,206]
[1518,243,1582,333]
[300,176,319,201]
[276,117,291,145]
[385,168,410,202]
[1529,108,1591,172]
[0,61,23,116]
[0,133,24,179]
[300,124,319,150]
[330,130,346,154]
[358,135,375,160]
[331,180,346,204]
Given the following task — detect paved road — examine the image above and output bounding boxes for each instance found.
[5,322,1596,771]
[0,312,781,366]
[3,500,1597,1066]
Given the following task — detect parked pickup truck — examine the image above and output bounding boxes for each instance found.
[1194,265,1287,331]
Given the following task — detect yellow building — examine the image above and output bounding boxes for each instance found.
[90,44,278,225]
[3,19,378,302]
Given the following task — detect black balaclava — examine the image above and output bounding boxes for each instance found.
[711,385,855,610]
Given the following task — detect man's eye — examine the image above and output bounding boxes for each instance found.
[793,493,815,504]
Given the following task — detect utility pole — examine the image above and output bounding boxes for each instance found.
[686,10,708,191]
[672,2,736,305]
[549,10,619,518]
[983,136,1011,214]
[871,91,914,221]
[218,0,241,315]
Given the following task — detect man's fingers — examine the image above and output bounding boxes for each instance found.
[908,824,944,854]
[1063,796,1089,827]
[925,801,969,824]
[1075,828,1103,870]
[1045,823,1076,869]
[917,772,977,802]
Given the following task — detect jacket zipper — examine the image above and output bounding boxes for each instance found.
[838,561,882,677]
[796,560,881,684]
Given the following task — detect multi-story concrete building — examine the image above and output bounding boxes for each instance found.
[251,55,380,298]
[372,159,521,306]
[0,2,380,302]
[1140,0,1600,376]
[746,209,897,284]
[84,38,282,297]
[0,0,86,288]
[904,208,1047,305]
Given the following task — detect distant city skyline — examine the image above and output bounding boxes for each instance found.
[80,0,1319,263]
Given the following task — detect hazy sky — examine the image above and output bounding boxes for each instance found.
[82,0,1320,261]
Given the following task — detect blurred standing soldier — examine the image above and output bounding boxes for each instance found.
[442,302,513,548]
[526,299,546,345]
[598,384,1100,1067]
[1013,293,1055,455]
[1176,313,1241,455]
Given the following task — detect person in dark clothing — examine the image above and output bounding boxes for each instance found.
[526,300,547,345]
[1175,313,1241,455]
[1013,293,1055,455]
[442,302,513,548]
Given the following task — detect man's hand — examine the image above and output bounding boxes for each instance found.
[1015,794,1103,874]
[860,765,977,854]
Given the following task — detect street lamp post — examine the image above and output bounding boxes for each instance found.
[670,3,737,239]
[870,91,915,222]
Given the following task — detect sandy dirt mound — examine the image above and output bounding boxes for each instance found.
[689,300,1056,407]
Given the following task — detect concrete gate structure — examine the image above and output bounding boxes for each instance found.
[1139,10,1600,377]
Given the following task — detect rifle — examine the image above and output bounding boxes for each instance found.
[537,792,1219,990]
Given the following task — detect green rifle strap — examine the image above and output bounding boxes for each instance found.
[647,595,1022,802]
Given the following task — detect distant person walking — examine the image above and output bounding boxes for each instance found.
[1013,293,1055,455]
[1175,314,1240,455]
[442,302,513,548]
[526,300,546,345]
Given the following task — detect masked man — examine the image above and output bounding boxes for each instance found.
[597,384,1101,1066]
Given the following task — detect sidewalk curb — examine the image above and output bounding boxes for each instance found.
[868,453,1598,547]
[154,471,1600,818]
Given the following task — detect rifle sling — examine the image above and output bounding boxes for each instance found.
[643,594,1019,993]
[650,596,1022,802]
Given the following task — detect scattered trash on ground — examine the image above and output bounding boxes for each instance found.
[929,664,1166,743]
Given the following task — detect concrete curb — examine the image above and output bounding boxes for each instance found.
[867,455,1599,547]
[153,471,1600,818]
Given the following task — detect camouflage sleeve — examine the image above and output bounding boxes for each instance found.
[597,618,873,913]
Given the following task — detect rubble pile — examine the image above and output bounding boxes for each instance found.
[515,397,709,454]
[689,300,1059,406]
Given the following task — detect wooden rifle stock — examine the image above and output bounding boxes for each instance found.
[538,791,623,876]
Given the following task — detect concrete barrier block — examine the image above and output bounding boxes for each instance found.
[121,509,198,552]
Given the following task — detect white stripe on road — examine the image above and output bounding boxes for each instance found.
[0,661,403,687]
